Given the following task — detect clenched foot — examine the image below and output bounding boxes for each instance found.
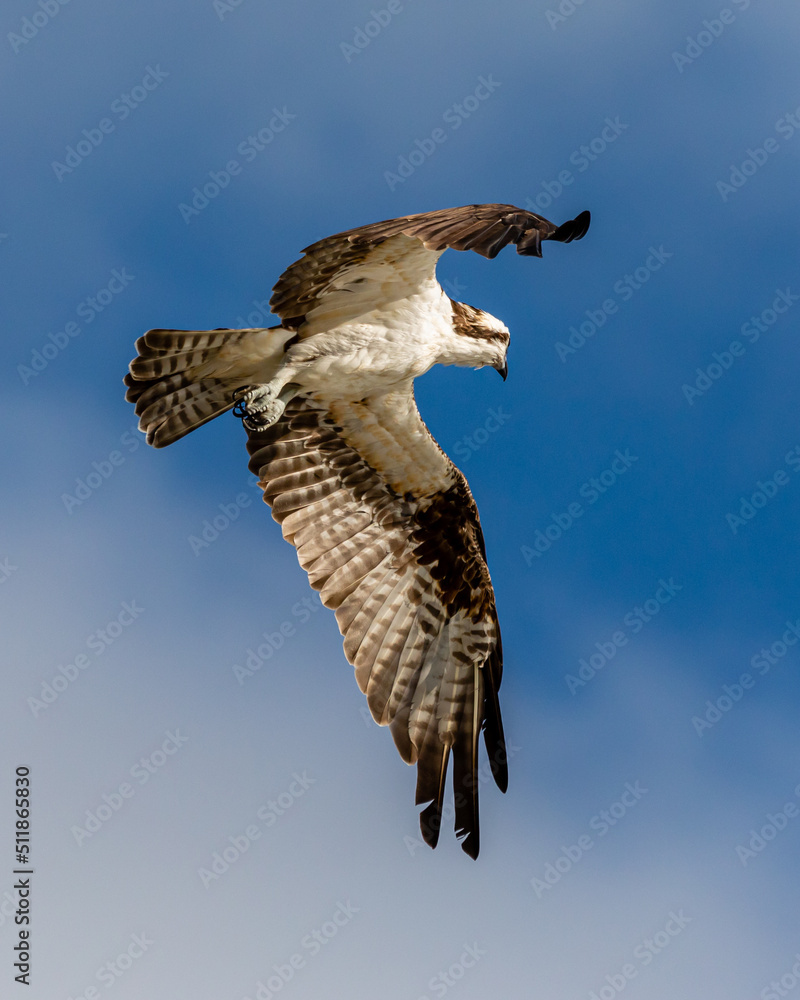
[232,383,297,431]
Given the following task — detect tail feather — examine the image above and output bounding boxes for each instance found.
[129,349,223,381]
[148,382,234,447]
[134,327,249,357]
[124,325,290,448]
[124,370,185,406]
[125,376,216,419]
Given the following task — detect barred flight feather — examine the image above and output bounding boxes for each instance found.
[125,203,591,856]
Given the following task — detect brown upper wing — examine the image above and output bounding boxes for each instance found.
[269,203,591,329]
[245,390,507,859]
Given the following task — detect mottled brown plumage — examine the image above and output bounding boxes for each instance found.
[124,203,590,857]
[270,203,590,331]
[245,394,505,858]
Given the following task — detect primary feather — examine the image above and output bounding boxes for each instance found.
[124,203,589,857]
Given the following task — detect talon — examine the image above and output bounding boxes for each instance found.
[231,382,300,431]
[243,412,274,432]
[232,384,257,418]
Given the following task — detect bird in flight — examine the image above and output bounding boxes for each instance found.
[124,203,590,858]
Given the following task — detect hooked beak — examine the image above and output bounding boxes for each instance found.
[493,359,508,381]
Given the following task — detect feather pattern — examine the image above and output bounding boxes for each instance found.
[270,203,590,330]
[124,203,590,856]
[125,326,294,447]
[246,393,506,858]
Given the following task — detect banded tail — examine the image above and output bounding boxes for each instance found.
[124,326,293,448]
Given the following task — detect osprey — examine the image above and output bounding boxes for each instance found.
[124,203,590,858]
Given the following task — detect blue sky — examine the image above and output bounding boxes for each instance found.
[2,0,800,997]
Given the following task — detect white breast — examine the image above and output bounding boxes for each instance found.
[293,279,459,399]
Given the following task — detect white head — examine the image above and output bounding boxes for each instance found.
[450,300,510,380]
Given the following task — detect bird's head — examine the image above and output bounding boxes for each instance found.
[450,300,510,380]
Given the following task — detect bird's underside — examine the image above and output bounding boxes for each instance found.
[124,203,590,857]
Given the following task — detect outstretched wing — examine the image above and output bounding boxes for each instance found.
[270,203,590,331]
[246,388,507,858]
